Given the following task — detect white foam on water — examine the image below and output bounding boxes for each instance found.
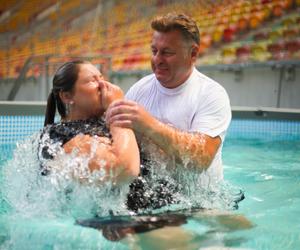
[138,139,244,213]
[1,133,130,219]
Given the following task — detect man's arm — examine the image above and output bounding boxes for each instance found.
[144,117,221,168]
[106,100,221,170]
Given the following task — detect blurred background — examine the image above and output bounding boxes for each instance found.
[0,0,299,108]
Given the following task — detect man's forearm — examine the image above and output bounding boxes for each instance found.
[144,118,220,169]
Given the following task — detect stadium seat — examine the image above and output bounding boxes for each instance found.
[281,0,293,10]
[236,45,251,63]
[253,31,269,41]
[212,26,225,44]
[221,46,236,64]
[223,25,237,43]
[249,11,264,29]
[198,34,212,55]
[282,16,296,28]
[272,4,283,18]
[267,42,287,60]
[283,28,299,39]
[251,42,271,62]
[268,29,283,41]
[285,39,300,59]
[237,15,250,32]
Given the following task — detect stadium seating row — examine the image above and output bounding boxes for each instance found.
[0,0,300,79]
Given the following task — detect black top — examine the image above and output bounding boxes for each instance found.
[38,118,178,212]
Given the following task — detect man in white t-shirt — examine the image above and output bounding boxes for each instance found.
[106,13,231,183]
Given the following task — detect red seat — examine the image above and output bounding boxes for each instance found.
[285,40,300,58]
[267,42,287,60]
[223,25,237,43]
[15,65,21,74]
[272,4,283,18]
[261,0,272,4]
[253,31,269,41]
[236,45,251,63]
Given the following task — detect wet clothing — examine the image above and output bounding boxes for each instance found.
[38,118,178,212]
[38,118,111,175]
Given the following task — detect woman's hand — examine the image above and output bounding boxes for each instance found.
[99,80,124,111]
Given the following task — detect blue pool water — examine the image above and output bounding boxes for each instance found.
[0,117,300,249]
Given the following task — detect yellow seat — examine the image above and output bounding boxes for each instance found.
[251,42,271,62]
[221,46,237,64]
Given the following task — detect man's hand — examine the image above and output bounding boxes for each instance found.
[105,100,155,134]
[106,100,221,170]
[98,80,124,111]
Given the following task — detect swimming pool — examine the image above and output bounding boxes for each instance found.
[0,116,300,249]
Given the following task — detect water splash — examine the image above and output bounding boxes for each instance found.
[1,131,244,218]
[1,133,130,219]
[137,139,244,213]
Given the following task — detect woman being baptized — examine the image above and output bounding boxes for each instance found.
[39,60,140,183]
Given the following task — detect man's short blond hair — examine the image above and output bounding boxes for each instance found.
[151,13,200,46]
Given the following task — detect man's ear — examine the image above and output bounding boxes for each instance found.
[191,44,199,61]
[59,91,73,105]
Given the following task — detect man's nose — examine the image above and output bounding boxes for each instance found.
[153,52,163,63]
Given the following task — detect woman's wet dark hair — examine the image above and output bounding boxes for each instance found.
[44,60,90,126]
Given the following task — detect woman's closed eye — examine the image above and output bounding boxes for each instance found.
[88,78,98,85]
[92,75,104,83]
[86,75,101,85]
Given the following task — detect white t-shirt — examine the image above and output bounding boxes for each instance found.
[125,67,231,182]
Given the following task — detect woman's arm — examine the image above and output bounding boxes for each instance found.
[63,130,140,183]
[107,126,140,180]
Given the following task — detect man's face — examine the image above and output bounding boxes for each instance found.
[151,30,195,88]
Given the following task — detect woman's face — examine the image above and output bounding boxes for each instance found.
[71,63,104,118]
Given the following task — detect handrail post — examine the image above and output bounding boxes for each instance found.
[7,57,32,101]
